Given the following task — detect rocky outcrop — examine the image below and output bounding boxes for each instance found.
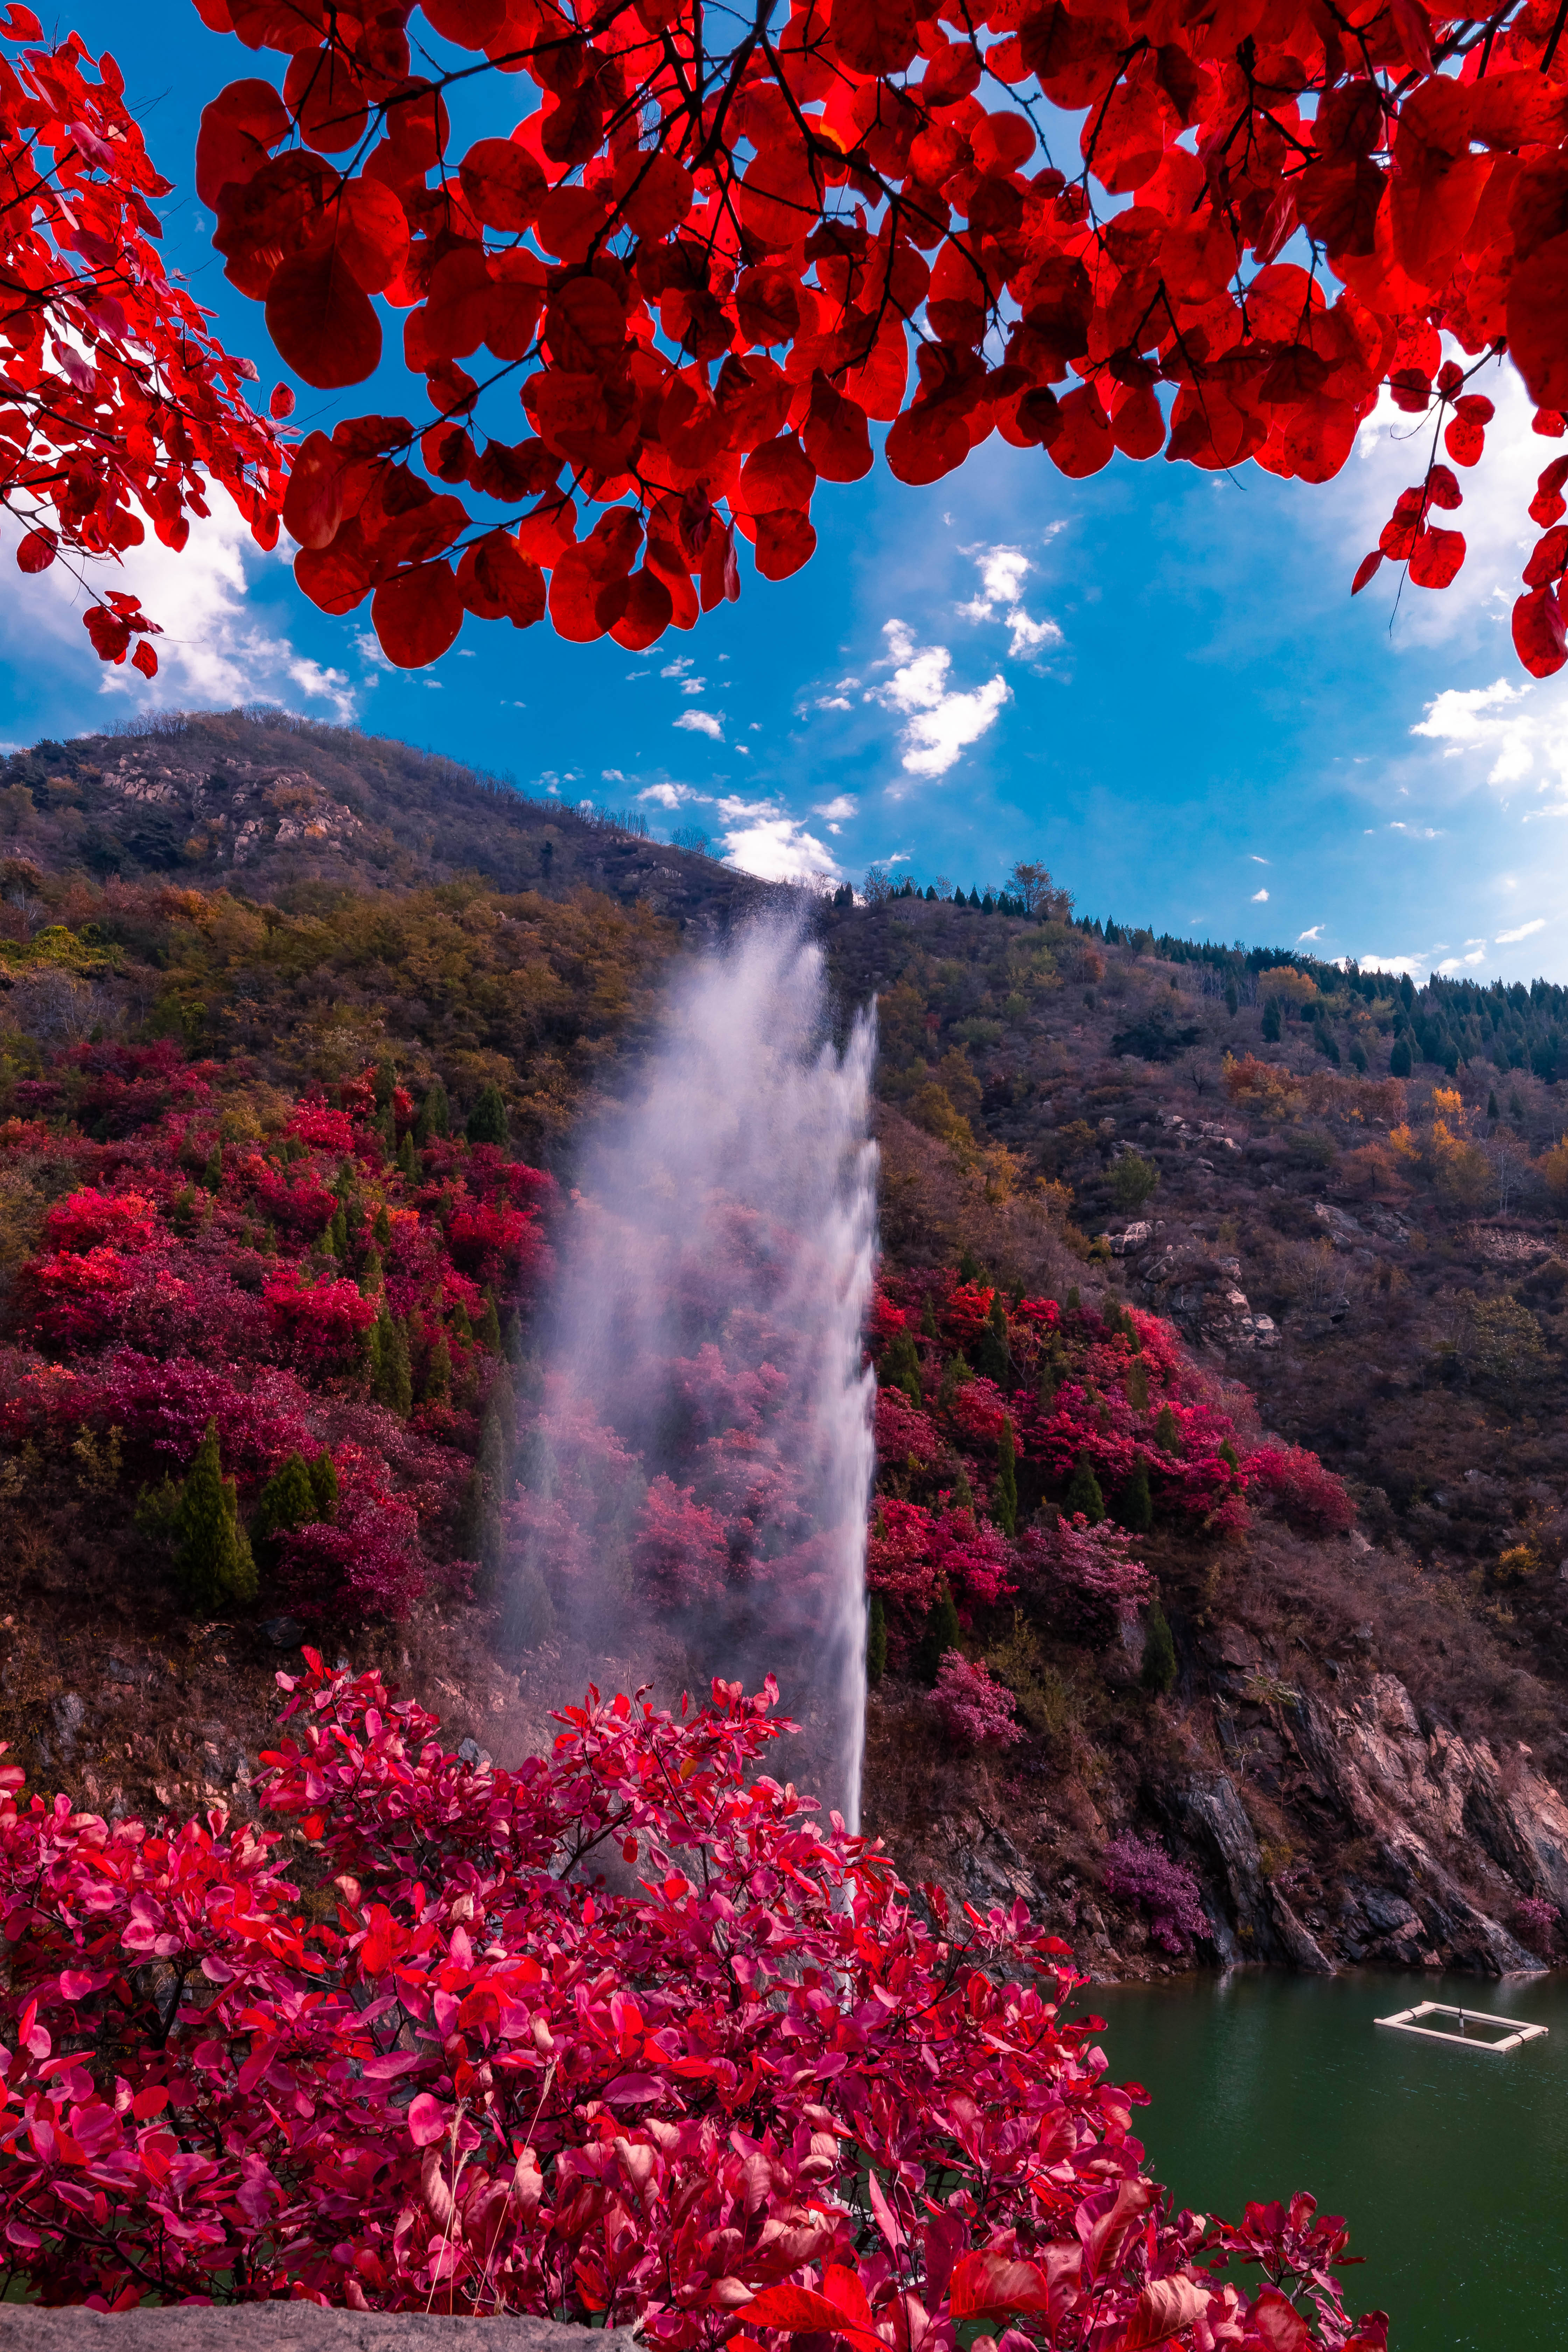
[97,752,369,867]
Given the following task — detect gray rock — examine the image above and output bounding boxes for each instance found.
[0,2311,637,2352]
[261,1616,305,1650]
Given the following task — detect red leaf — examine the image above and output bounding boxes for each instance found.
[1509,233,1568,418]
[131,641,159,680]
[459,136,547,231]
[370,561,464,667]
[1512,583,1568,677]
[884,403,969,486]
[1048,385,1115,479]
[15,530,56,574]
[829,0,918,76]
[1530,455,1568,526]
[1249,2288,1312,2352]
[281,430,344,551]
[802,372,872,483]
[1351,549,1383,594]
[266,247,382,390]
[1524,523,1568,587]
[83,604,131,664]
[456,531,545,628]
[270,384,296,419]
[329,178,410,295]
[549,545,610,642]
[948,2252,1054,2318]
[406,2092,446,2147]
[1408,524,1465,587]
[738,434,817,516]
[754,510,817,580]
[284,43,369,154]
[597,567,673,649]
[196,78,290,207]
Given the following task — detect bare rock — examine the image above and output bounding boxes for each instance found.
[0,2313,636,2352]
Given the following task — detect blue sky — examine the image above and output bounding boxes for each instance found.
[9,5,1568,984]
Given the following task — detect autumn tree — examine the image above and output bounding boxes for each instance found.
[180,0,1568,671]
[0,13,284,671]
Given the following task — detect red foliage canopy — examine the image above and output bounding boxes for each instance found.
[0,14,284,672]
[192,0,1568,669]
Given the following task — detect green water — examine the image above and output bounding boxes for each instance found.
[1087,1972,1568,2351]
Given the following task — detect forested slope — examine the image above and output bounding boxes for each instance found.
[4,712,1568,1983]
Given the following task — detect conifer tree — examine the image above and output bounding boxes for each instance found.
[451,1299,474,1348]
[995,1416,1018,1537]
[1261,1000,1282,1044]
[917,1583,961,1684]
[1390,1038,1412,1078]
[372,1059,397,1109]
[359,1246,384,1300]
[371,1308,413,1415]
[1141,1601,1178,1695]
[1117,1461,1153,1533]
[1065,1284,1082,1313]
[175,1421,257,1610]
[465,1083,509,1149]
[477,1290,502,1352]
[414,1079,450,1143]
[882,1329,923,1404]
[373,1203,392,1247]
[1064,1453,1105,1524]
[203,1141,223,1192]
[309,1451,339,1519]
[1127,1360,1150,1411]
[327,1206,349,1260]
[397,1130,418,1179]
[975,1293,1011,1386]
[424,1335,452,1405]
[949,1461,975,1513]
[920,1294,938,1339]
[251,1451,319,1574]
[1154,1404,1180,1453]
[867,1591,888,1686]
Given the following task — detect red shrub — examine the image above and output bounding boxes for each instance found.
[1246,1443,1357,1536]
[931,1650,1024,1749]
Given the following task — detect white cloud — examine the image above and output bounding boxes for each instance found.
[680,678,707,694]
[816,694,852,710]
[674,710,723,740]
[874,619,1010,787]
[602,768,627,782]
[1298,925,1323,941]
[957,544,1064,663]
[716,798,841,886]
[638,781,710,810]
[1360,953,1428,976]
[1497,918,1548,942]
[1437,950,1488,971]
[662,656,693,677]
[1252,887,1269,902]
[0,488,357,720]
[814,796,857,820]
[1249,855,1269,863]
[1388,820,1446,837]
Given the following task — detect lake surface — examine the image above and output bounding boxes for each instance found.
[1086,1971,1568,2351]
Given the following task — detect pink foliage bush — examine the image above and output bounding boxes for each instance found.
[0,1659,1382,2345]
[1101,1834,1209,1955]
[1245,1443,1357,1536]
[930,1651,1024,1749]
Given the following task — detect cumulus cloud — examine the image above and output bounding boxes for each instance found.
[958,545,1064,661]
[638,781,710,810]
[1252,887,1269,902]
[674,709,723,740]
[814,795,857,820]
[1410,672,1568,806]
[1361,953,1429,976]
[873,620,1010,788]
[1437,948,1489,971]
[0,488,356,720]
[714,796,841,886]
[1497,917,1548,942]
[1298,925,1323,941]
[1389,820,1446,837]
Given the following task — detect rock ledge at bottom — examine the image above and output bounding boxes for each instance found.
[0,2311,638,2352]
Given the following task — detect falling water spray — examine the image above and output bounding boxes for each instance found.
[505,915,878,1825]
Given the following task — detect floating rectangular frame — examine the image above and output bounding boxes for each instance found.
[1374,2000,1549,2054]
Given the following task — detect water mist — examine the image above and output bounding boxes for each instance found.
[504,915,878,1825]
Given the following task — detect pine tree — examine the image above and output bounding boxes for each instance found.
[1117,1460,1153,1533]
[949,1461,975,1513]
[451,1298,474,1347]
[465,1082,509,1148]
[867,1591,888,1685]
[309,1451,339,1519]
[1225,982,1239,1016]
[372,1059,397,1109]
[424,1335,452,1404]
[1141,1601,1177,1695]
[359,1246,384,1299]
[1127,1360,1149,1410]
[1064,1284,1082,1313]
[251,1451,318,1573]
[1064,1452,1105,1524]
[1488,1090,1500,1120]
[995,1416,1018,1536]
[1038,1359,1058,1413]
[372,1308,413,1415]
[975,1293,1011,1385]
[1154,1404,1180,1453]
[415,1078,450,1143]
[882,1329,923,1404]
[397,1131,418,1180]
[499,1566,555,1653]
[916,1583,961,1683]
[327,1206,349,1260]
[174,1420,257,1610]
[373,1202,392,1247]
[1261,999,1282,1044]
[920,1294,938,1339]
[1390,1037,1412,1078]
[202,1141,223,1192]
[462,1376,515,1580]
[477,1289,502,1352]
[1217,1439,1239,1474]
[957,1246,984,1284]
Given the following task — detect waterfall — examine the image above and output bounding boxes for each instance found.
[506,914,878,1827]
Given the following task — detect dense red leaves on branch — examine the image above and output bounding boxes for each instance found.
[0,1657,1383,2347]
[191,0,1568,667]
[0,16,284,668]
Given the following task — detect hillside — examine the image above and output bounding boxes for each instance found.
[4,713,1568,1986]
